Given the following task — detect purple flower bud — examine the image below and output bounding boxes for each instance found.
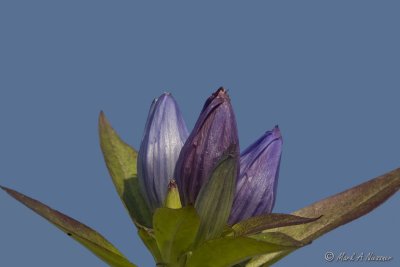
[229,126,282,224]
[138,93,189,211]
[175,88,240,205]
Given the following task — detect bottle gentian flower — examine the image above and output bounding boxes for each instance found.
[228,126,283,224]
[174,87,240,205]
[139,88,282,226]
[137,93,189,211]
[2,87,398,267]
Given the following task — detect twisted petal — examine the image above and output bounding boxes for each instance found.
[229,126,282,224]
[175,87,240,205]
[138,93,189,211]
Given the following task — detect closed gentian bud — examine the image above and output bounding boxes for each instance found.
[138,93,189,211]
[228,126,282,224]
[164,179,182,209]
[175,87,240,205]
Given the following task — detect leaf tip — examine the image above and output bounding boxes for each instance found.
[1,185,13,195]
[0,186,28,206]
[98,110,108,129]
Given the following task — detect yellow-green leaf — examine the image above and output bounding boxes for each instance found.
[186,236,295,267]
[244,232,308,267]
[248,167,400,266]
[1,186,137,267]
[194,151,238,246]
[153,207,200,266]
[99,111,152,227]
[138,228,163,264]
[232,213,320,237]
[250,232,306,247]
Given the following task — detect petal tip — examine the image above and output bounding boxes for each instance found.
[214,87,230,99]
[159,92,173,99]
[156,92,177,106]
[272,125,282,139]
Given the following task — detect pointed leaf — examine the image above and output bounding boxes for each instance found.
[245,251,292,267]
[194,151,238,246]
[244,232,306,267]
[138,228,163,263]
[164,180,182,209]
[250,232,306,247]
[237,233,306,267]
[232,213,321,237]
[99,111,152,227]
[153,207,200,266]
[1,186,137,267]
[248,167,400,266]
[186,236,296,267]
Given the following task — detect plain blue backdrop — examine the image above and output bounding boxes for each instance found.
[0,1,399,266]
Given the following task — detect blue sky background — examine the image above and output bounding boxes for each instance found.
[1,1,399,266]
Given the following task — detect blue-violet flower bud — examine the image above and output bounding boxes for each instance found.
[138,93,189,211]
[229,126,282,224]
[175,88,240,205]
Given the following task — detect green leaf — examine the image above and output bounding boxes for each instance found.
[99,111,152,227]
[250,232,306,247]
[246,251,292,267]
[244,232,307,267]
[153,207,200,266]
[1,186,137,267]
[248,167,400,266]
[194,150,238,246]
[164,179,182,209]
[242,232,307,267]
[232,213,320,237]
[186,236,295,267]
[138,228,163,263]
